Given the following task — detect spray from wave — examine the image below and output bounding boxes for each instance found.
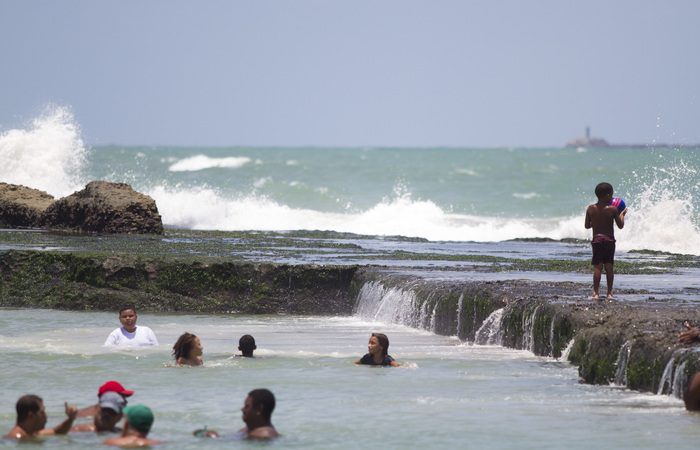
[618,159,700,255]
[0,105,88,198]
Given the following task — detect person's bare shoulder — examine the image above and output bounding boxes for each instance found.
[103,436,164,446]
[77,404,98,418]
[605,204,619,213]
[247,426,279,439]
[102,436,121,445]
[5,425,28,439]
[70,422,96,432]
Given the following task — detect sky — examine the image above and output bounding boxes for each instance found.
[1,0,699,148]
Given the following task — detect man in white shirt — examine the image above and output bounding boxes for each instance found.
[104,306,158,347]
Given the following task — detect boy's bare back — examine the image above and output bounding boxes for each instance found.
[585,201,624,237]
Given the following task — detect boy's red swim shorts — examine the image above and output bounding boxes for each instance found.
[591,234,616,265]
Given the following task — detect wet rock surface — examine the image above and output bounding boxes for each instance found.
[0,181,164,234]
[0,183,55,228]
[42,181,164,234]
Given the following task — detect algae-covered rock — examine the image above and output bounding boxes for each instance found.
[0,183,55,228]
[0,250,357,314]
[43,181,163,234]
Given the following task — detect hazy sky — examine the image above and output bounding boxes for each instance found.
[1,1,699,147]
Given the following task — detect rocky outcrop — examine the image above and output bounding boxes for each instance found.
[0,250,357,314]
[0,183,56,228]
[42,181,164,234]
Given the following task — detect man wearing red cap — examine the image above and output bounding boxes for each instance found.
[71,391,125,433]
[77,381,134,418]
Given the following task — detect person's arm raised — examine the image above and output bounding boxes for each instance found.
[679,322,700,344]
[37,402,78,435]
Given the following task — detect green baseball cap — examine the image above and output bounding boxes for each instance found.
[124,404,154,432]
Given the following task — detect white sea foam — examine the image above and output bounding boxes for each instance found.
[150,185,584,241]
[513,192,540,199]
[454,168,480,176]
[146,184,700,255]
[0,105,88,197]
[168,154,251,171]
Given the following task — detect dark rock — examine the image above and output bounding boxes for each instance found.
[0,250,358,315]
[43,181,164,234]
[0,183,56,228]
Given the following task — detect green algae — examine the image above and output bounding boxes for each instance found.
[0,249,358,314]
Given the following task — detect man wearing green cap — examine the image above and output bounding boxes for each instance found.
[103,404,163,446]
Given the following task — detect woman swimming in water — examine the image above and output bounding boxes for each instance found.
[354,333,400,367]
[173,332,203,366]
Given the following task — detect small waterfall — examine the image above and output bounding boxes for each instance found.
[658,348,696,397]
[456,294,464,336]
[521,305,540,352]
[560,338,575,361]
[475,308,504,345]
[614,341,632,386]
[549,318,556,353]
[429,302,438,333]
[354,281,419,326]
[672,361,689,399]
[418,297,432,329]
[658,350,682,395]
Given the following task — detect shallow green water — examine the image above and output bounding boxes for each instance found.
[1,309,699,449]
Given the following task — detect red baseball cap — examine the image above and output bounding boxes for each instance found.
[98,380,134,397]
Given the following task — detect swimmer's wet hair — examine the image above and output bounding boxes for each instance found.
[249,389,275,420]
[595,182,613,199]
[119,306,137,315]
[16,394,42,422]
[239,334,256,356]
[173,332,198,360]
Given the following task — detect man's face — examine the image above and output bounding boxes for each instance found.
[241,395,257,426]
[29,401,48,431]
[96,408,122,431]
[119,310,137,332]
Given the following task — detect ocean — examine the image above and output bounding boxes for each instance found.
[2,108,700,448]
[1,106,699,255]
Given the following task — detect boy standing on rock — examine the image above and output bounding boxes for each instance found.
[584,182,626,299]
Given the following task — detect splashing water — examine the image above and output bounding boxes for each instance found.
[620,159,700,255]
[0,105,88,198]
